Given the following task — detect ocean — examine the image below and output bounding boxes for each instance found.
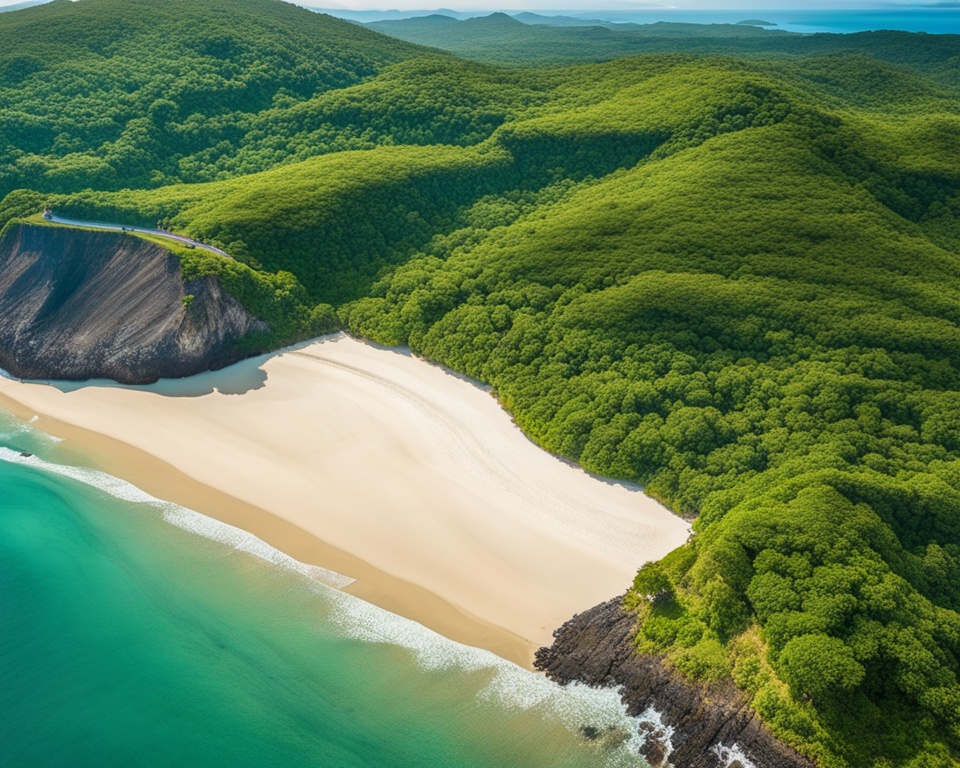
[0,409,662,767]
[566,9,960,35]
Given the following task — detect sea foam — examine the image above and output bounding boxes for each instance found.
[162,506,353,589]
[0,446,353,590]
[325,581,666,766]
[713,742,759,768]
[0,439,665,767]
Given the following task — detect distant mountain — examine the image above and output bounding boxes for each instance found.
[304,6,474,22]
[370,9,529,37]
[363,13,806,66]
[511,12,621,28]
[463,11,524,27]
[366,12,960,68]
[366,12,460,27]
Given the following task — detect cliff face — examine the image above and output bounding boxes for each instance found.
[0,223,267,384]
[535,597,815,768]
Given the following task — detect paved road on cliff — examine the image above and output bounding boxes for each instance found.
[45,214,233,259]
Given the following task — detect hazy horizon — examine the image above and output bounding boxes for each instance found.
[1,0,958,10]
[280,0,959,12]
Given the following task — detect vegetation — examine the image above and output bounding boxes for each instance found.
[154,236,330,347]
[366,12,960,71]
[0,0,425,197]
[44,143,515,304]
[3,1,960,763]
[338,91,960,765]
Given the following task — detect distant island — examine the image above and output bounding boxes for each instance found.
[737,19,777,26]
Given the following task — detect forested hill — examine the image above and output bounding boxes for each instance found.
[3,2,960,764]
[0,0,426,196]
[365,12,960,69]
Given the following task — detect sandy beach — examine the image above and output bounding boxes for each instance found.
[0,335,690,667]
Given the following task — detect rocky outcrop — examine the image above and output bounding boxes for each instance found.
[0,223,267,384]
[535,596,815,768]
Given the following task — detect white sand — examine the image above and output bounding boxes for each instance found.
[0,335,690,660]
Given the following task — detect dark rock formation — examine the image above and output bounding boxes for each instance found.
[0,223,267,384]
[535,596,815,768]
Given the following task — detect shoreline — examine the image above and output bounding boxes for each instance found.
[0,335,691,669]
[0,392,536,666]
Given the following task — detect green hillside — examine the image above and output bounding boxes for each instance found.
[3,2,960,764]
[344,110,960,766]
[0,0,426,196]
[42,143,514,304]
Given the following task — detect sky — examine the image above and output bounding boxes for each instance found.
[308,0,959,8]
[0,0,956,12]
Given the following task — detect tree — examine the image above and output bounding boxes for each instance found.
[634,562,674,606]
[778,633,865,700]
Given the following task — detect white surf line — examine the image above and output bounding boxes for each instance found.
[44,213,233,259]
[0,448,653,767]
[0,412,671,767]
[0,437,656,767]
[324,590,655,768]
[0,445,353,590]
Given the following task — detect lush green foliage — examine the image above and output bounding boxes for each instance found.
[43,143,515,304]
[0,0,425,197]
[150,236,330,348]
[3,3,960,763]
[336,61,960,767]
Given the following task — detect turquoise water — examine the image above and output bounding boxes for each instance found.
[579,9,960,35]
[0,410,657,767]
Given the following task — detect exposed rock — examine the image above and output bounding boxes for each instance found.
[0,223,267,384]
[535,596,815,768]
[639,719,670,766]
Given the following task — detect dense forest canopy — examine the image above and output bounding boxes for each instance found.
[3,1,960,764]
[0,0,425,195]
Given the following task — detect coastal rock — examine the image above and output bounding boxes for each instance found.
[535,596,815,768]
[0,223,267,384]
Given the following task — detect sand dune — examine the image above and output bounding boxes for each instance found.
[0,335,690,666]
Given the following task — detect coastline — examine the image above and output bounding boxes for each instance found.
[0,335,691,668]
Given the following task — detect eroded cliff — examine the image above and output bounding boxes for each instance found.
[0,223,267,383]
[535,597,815,768]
